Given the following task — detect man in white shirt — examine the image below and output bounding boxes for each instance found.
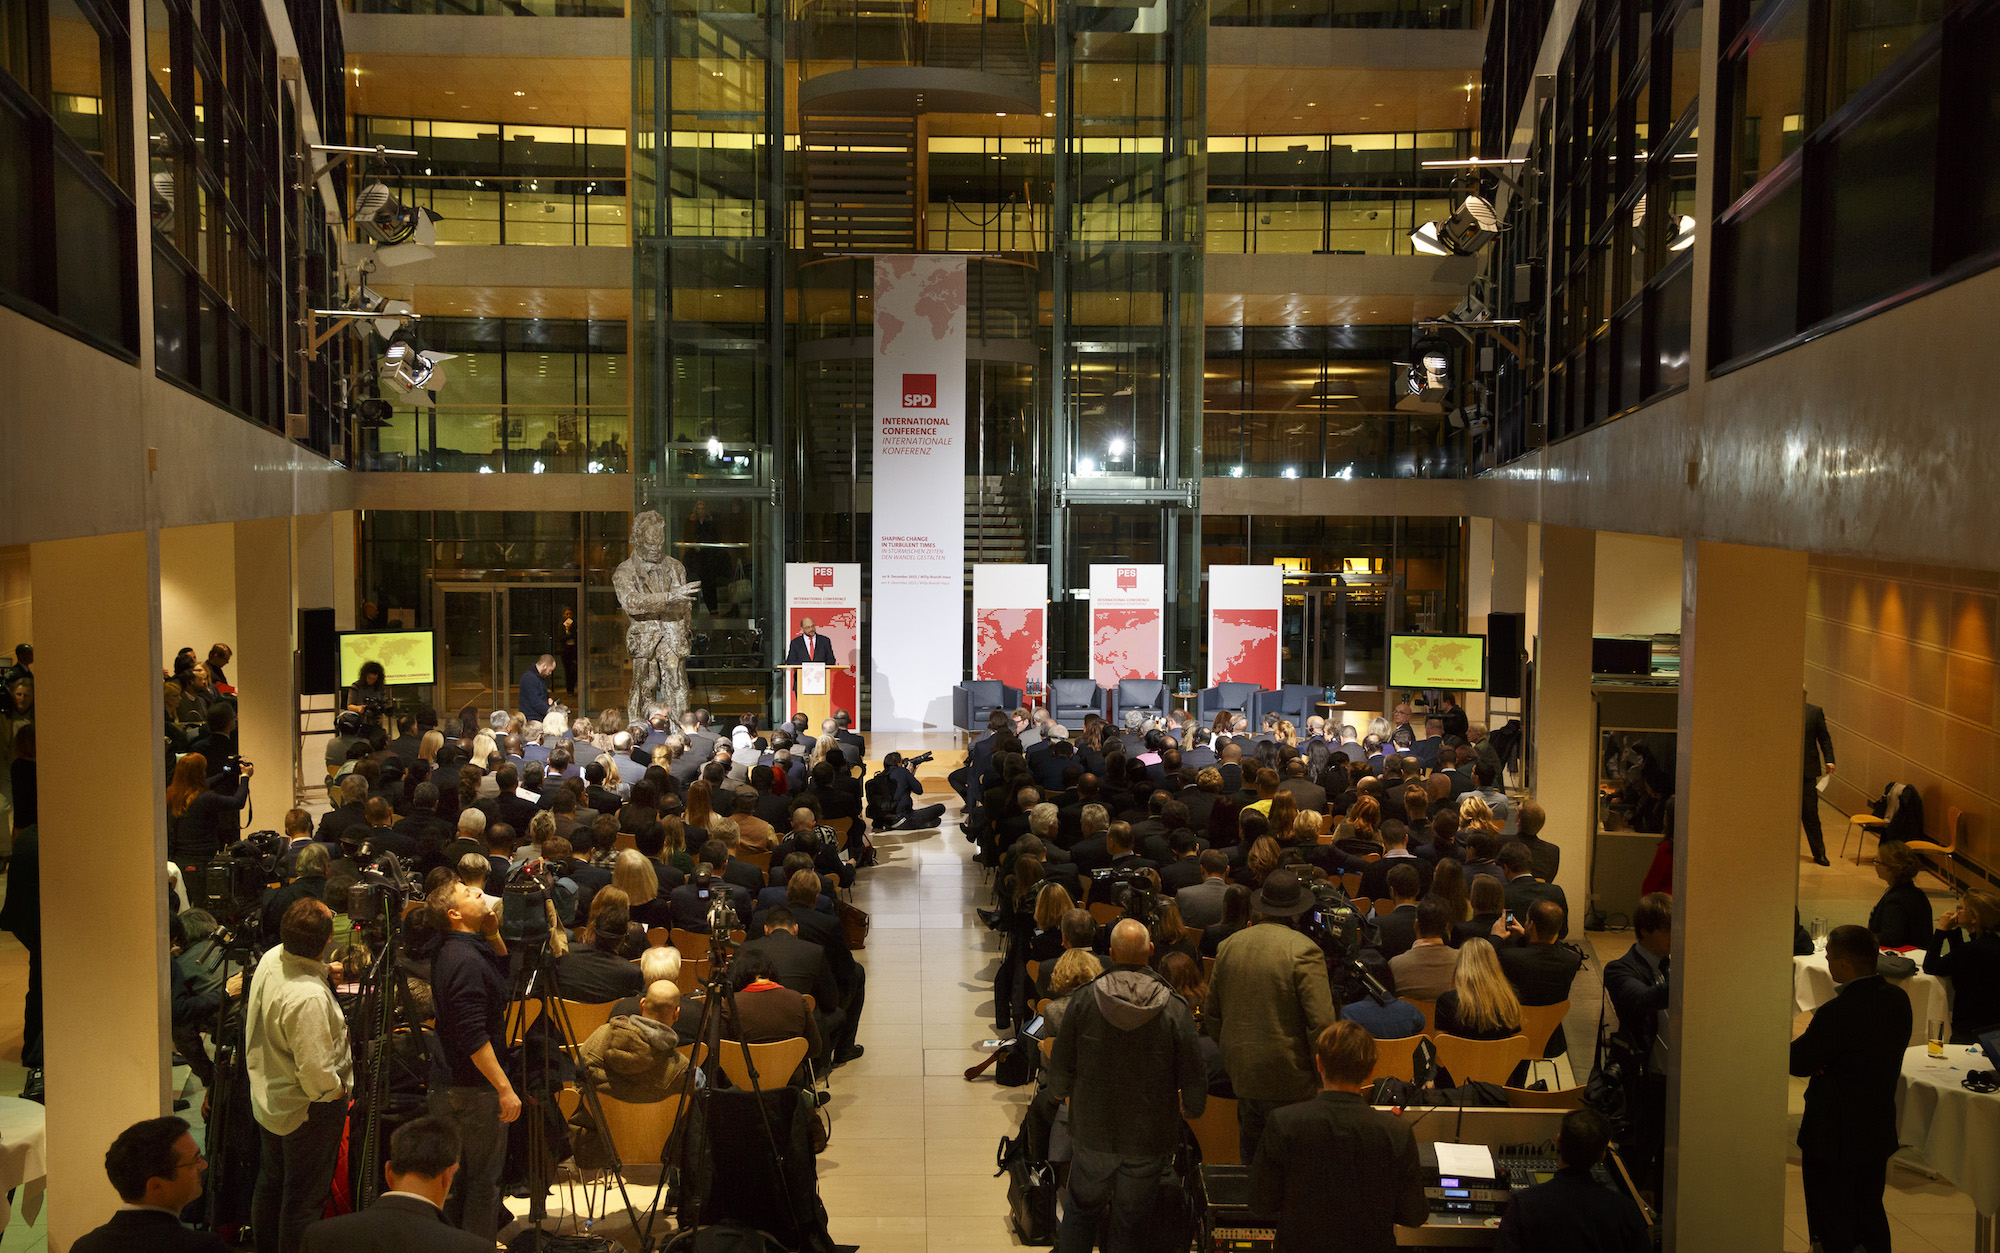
[246,897,353,1253]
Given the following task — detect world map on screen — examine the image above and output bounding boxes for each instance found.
[1091,609,1161,688]
[341,632,433,686]
[1390,635,1485,690]
[1210,609,1279,687]
[976,607,1045,687]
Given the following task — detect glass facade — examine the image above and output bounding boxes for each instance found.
[350,117,630,246]
[1206,130,1468,254]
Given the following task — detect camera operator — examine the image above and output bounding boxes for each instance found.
[1205,868,1339,1166]
[1046,918,1206,1251]
[245,898,353,1253]
[425,880,520,1239]
[345,660,392,718]
[879,751,944,832]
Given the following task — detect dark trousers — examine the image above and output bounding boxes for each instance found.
[1803,1148,1893,1253]
[1802,780,1827,859]
[16,939,39,1070]
[430,1085,507,1237]
[836,964,866,1053]
[251,1098,345,1253]
[896,802,946,831]
[1234,1095,1291,1168]
[1057,1148,1170,1253]
[177,857,212,911]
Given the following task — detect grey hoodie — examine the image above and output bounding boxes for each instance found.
[1049,964,1207,1157]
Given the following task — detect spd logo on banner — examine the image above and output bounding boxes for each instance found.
[902,374,937,408]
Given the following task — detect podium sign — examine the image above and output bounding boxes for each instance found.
[781,665,851,732]
[783,563,860,722]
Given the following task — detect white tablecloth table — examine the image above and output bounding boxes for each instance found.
[1792,951,1948,1048]
[0,1097,47,1235]
[1896,1044,2000,1226]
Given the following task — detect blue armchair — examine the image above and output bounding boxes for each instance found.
[1197,681,1262,725]
[1253,684,1318,725]
[1110,678,1169,727]
[953,680,1024,732]
[1049,679,1108,730]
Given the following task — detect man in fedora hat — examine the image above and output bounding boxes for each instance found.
[1205,868,1340,1165]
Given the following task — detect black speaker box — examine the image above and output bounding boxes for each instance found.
[1487,611,1524,699]
[299,607,339,695]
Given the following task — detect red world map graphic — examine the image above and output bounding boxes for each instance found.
[975,607,1045,687]
[1211,608,1279,687]
[1091,609,1161,688]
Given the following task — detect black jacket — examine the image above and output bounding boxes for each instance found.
[1496,940,1583,1056]
[302,1191,493,1253]
[170,780,253,862]
[71,1209,230,1253]
[1372,903,1419,960]
[1046,965,1205,1158]
[1803,702,1835,779]
[1868,880,1932,949]
[1603,943,1669,1054]
[731,930,840,1013]
[1248,1090,1428,1253]
[1790,973,1911,1158]
[1493,1166,1649,1253]
[431,930,511,1088]
[1924,927,2000,1043]
[556,946,647,1004]
[785,633,835,664]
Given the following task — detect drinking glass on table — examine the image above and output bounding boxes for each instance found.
[1927,1020,1945,1059]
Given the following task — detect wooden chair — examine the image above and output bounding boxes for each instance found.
[1350,897,1372,920]
[1367,1035,1426,1084]
[1905,806,1965,887]
[1202,956,1216,980]
[1024,959,1040,985]
[1433,1034,1534,1086]
[646,927,670,949]
[741,848,772,873]
[597,1093,687,1168]
[1503,1084,1589,1110]
[556,999,619,1051]
[1185,1095,1240,1166]
[1517,1000,1571,1058]
[671,929,712,961]
[1363,852,1382,862]
[1839,810,1891,865]
[1089,902,1123,926]
[674,957,711,997]
[716,1037,812,1092]
[1409,999,1438,1037]
[1341,872,1363,897]
[827,816,853,843]
[505,998,542,1046]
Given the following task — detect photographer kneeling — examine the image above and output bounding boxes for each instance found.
[878,752,944,832]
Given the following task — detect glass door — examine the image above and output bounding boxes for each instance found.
[506,585,584,709]
[437,586,501,718]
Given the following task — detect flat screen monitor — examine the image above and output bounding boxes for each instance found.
[1592,636,1653,677]
[338,630,435,686]
[1387,633,1487,691]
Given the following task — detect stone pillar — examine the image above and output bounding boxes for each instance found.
[31,531,170,1246]
[234,517,298,809]
[1532,525,1595,910]
[293,512,357,629]
[1664,540,1805,1251]
[159,523,239,673]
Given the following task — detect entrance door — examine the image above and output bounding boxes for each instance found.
[436,583,584,719]
[1279,582,1356,691]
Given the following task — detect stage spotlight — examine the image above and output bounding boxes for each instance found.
[1410,220,1449,255]
[1396,336,1453,412]
[354,395,395,428]
[1412,193,1504,256]
[355,182,443,267]
[1669,214,1697,251]
[380,333,453,396]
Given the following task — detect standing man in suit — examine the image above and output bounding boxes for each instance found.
[1803,692,1837,866]
[1249,1022,1428,1253]
[1790,925,1912,1253]
[301,1117,490,1253]
[519,654,556,723]
[1603,892,1672,1198]
[72,1116,229,1253]
[785,618,836,665]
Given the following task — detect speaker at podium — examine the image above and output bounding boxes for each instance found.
[779,664,852,731]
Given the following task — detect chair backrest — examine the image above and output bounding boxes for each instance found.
[1089,901,1123,926]
[962,679,1009,707]
[1409,999,1438,1037]
[674,957,710,997]
[1944,805,1964,850]
[1214,681,1259,708]
[827,816,853,839]
[741,849,772,872]
[1052,679,1102,707]
[557,998,618,1050]
[671,928,712,961]
[1503,1084,1589,1110]
[1340,871,1363,896]
[506,998,542,1046]
[717,1036,812,1092]
[596,1092,687,1166]
[1368,1035,1425,1083]
[646,927,670,949]
[1202,956,1216,980]
[1433,1033,1534,1086]
[1024,959,1040,985]
[1117,678,1166,708]
[1517,999,1571,1056]
[1185,1094,1240,1166]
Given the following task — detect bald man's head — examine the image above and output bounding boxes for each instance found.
[641,980,682,1022]
[1108,918,1153,965]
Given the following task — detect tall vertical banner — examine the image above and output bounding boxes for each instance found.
[783,563,860,722]
[871,255,967,731]
[972,564,1047,692]
[1207,565,1283,689]
[1088,564,1164,688]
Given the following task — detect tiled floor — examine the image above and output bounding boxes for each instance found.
[0,789,1982,1252]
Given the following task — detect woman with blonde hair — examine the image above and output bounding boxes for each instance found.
[651,742,674,769]
[526,810,558,856]
[1043,948,1105,1035]
[613,849,674,930]
[657,815,695,876]
[684,780,716,832]
[1459,794,1504,837]
[1033,882,1074,933]
[1434,936,1523,1040]
[809,733,840,771]
[578,886,650,958]
[418,729,444,766]
[1276,719,1298,749]
[470,732,498,766]
[1293,809,1325,845]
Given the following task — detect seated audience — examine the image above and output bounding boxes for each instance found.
[1388,896,1459,1003]
[1867,840,1933,949]
[1925,888,2000,1044]
[1434,936,1524,1042]
[556,910,647,1003]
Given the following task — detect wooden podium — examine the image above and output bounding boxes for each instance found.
[779,664,852,729]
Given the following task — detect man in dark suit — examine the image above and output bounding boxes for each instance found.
[1277,759,1327,816]
[1032,739,1076,791]
[315,776,369,847]
[1604,892,1672,1195]
[733,905,844,1049]
[1493,900,1583,1057]
[556,913,647,1003]
[490,764,539,833]
[1803,694,1837,865]
[784,618,837,665]
[301,1116,491,1253]
[1493,1108,1649,1253]
[1155,831,1207,894]
[1790,925,1912,1253]
[518,655,556,723]
[1358,825,1428,900]
[832,709,866,761]
[1499,841,1568,933]
[1249,1021,1428,1253]
[73,1115,229,1253]
[1370,864,1423,959]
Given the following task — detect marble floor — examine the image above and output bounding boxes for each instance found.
[0,788,1982,1251]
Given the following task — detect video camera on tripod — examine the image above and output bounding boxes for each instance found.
[1088,866,1159,927]
[345,852,423,924]
[204,831,290,924]
[1294,876,1395,1006]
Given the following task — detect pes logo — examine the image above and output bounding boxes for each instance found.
[902,374,936,409]
[1117,567,1139,591]
[812,566,836,590]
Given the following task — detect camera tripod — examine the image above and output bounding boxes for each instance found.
[348,866,432,1210]
[198,912,266,1236]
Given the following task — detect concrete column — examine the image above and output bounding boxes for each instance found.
[234,517,298,810]
[1466,520,1494,726]
[159,523,239,672]
[293,512,357,629]
[30,531,171,1247]
[1664,541,1805,1252]
[1491,521,1528,617]
[1532,525,1595,911]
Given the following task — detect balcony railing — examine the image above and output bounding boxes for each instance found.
[357,404,631,472]
[1210,0,1479,29]
[797,0,1044,81]
[1204,186,1454,255]
[1203,411,1469,479]
[345,0,622,14]
[368,176,630,247]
